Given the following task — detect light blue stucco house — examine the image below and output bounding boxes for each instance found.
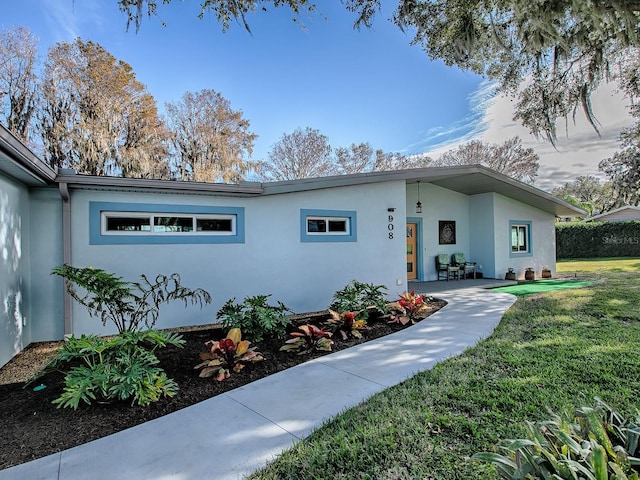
[0,125,583,368]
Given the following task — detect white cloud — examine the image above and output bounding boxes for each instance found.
[423,81,633,192]
[405,80,497,155]
[40,0,107,43]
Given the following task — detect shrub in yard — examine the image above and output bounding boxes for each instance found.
[330,279,389,320]
[387,290,432,325]
[195,328,264,381]
[43,265,211,408]
[472,398,640,479]
[326,310,368,340]
[51,264,212,333]
[216,294,292,342]
[32,330,185,409]
[280,324,334,355]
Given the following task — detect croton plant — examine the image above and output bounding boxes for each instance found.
[389,290,431,325]
[195,328,264,381]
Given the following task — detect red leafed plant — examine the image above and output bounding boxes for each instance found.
[195,328,264,381]
[326,310,368,340]
[389,290,432,325]
[280,324,334,355]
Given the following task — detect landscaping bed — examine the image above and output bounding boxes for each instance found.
[0,300,445,471]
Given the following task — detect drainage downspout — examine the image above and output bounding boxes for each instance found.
[58,181,73,335]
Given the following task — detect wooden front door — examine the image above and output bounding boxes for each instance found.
[406,222,417,280]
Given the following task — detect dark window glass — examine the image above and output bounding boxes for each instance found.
[106,217,150,232]
[328,220,347,232]
[307,219,326,233]
[197,218,233,232]
[154,216,193,232]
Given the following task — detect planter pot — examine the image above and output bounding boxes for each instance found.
[505,272,516,281]
[525,270,535,281]
[541,270,552,279]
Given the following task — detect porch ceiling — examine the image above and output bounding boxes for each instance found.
[406,168,585,218]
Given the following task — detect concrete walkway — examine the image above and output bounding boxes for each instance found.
[0,287,516,480]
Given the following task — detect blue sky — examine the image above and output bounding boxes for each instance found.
[2,1,631,189]
[3,1,488,159]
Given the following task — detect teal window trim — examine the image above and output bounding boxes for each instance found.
[407,217,424,280]
[509,220,532,257]
[90,202,245,245]
[300,209,357,243]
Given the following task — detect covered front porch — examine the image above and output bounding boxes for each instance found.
[409,278,517,294]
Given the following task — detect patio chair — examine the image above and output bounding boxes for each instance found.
[451,253,477,279]
[436,254,460,281]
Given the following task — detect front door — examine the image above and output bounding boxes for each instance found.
[406,222,417,280]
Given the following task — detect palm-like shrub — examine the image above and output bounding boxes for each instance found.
[52,264,211,333]
[39,265,211,408]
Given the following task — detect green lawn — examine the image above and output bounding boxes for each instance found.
[249,258,640,479]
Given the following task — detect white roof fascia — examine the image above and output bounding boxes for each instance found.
[0,125,56,186]
[261,165,586,217]
[56,173,264,196]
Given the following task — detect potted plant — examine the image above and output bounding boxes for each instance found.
[505,268,516,280]
[525,267,535,281]
[541,265,552,278]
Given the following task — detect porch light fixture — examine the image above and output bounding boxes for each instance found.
[415,181,423,213]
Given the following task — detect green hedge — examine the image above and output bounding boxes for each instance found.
[556,221,640,258]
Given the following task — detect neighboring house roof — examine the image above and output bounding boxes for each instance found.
[0,125,56,186]
[0,125,583,218]
[582,206,640,222]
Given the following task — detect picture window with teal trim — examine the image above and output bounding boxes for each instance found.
[90,202,244,245]
[301,209,357,243]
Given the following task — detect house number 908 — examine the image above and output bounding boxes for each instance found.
[388,215,394,239]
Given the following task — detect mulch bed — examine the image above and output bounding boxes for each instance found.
[0,300,445,471]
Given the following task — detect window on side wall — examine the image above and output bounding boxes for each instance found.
[301,209,357,242]
[510,221,532,256]
[102,213,236,235]
[90,202,244,245]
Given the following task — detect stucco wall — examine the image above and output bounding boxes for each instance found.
[469,193,496,278]
[406,183,471,281]
[0,174,31,368]
[67,181,408,336]
[29,187,64,341]
[493,193,556,280]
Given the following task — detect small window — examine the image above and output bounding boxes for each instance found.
[300,209,357,243]
[306,217,349,235]
[510,221,532,256]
